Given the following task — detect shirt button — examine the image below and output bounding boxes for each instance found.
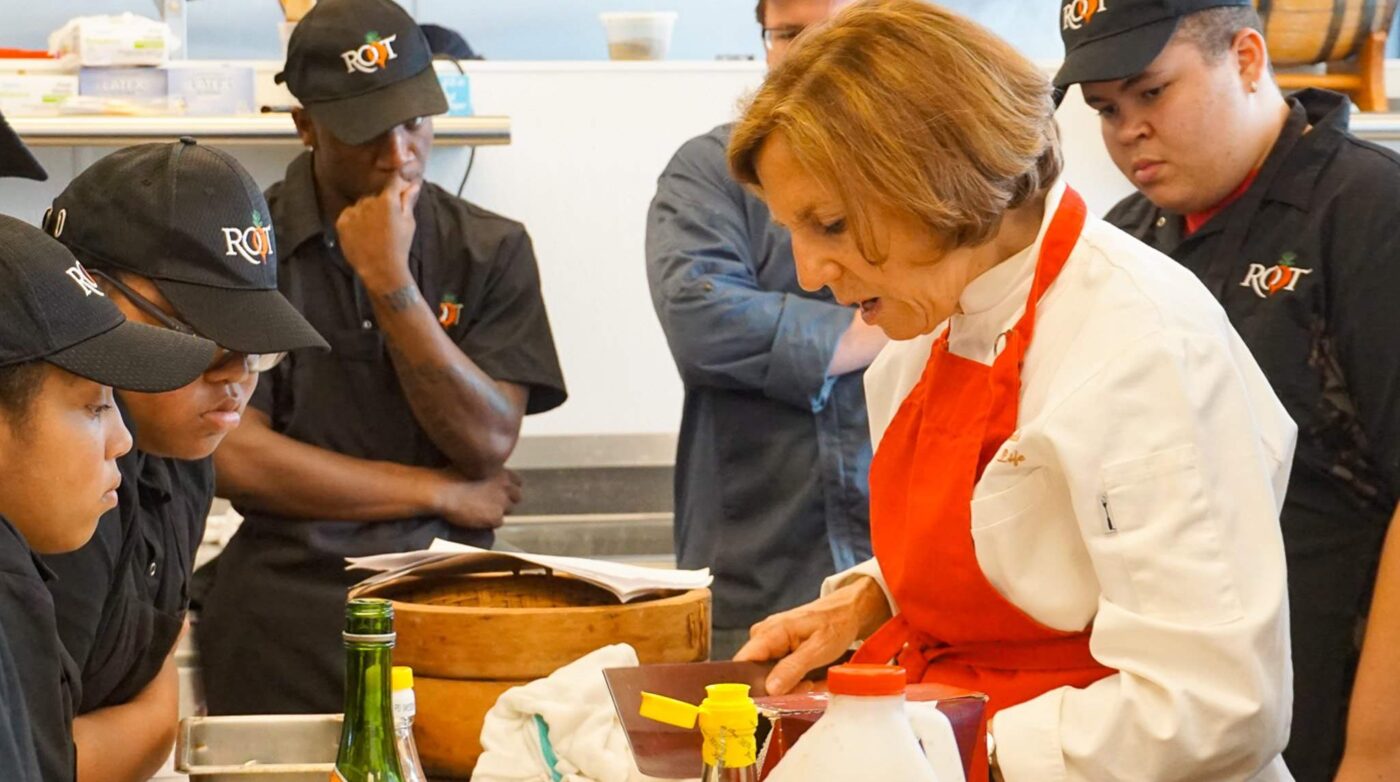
[1155,216,1167,228]
[148,561,157,577]
[362,319,373,330]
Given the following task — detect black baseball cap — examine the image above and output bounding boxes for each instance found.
[46,139,328,356]
[1054,0,1253,89]
[0,109,45,181]
[0,215,216,393]
[277,0,448,145]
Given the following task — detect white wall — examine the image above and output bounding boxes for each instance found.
[0,62,1133,439]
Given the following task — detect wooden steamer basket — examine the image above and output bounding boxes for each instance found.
[352,569,711,779]
[1255,0,1400,111]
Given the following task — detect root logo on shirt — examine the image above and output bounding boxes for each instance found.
[1241,251,1313,298]
[1062,0,1108,30]
[341,31,399,74]
[222,211,273,265]
[438,293,463,327]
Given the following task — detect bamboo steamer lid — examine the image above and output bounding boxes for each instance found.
[1256,0,1399,65]
[356,572,711,680]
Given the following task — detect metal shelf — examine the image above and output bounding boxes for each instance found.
[9,114,510,147]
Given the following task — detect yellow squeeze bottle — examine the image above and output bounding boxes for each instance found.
[639,684,759,782]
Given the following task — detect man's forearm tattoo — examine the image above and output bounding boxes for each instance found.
[380,284,421,312]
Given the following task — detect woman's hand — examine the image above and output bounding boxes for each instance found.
[734,576,892,695]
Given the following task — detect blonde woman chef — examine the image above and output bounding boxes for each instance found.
[729,2,1298,779]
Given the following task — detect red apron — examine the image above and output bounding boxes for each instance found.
[852,188,1115,771]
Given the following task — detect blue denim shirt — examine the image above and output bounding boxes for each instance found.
[646,124,872,630]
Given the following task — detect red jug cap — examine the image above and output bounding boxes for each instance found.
[827,664,907,696]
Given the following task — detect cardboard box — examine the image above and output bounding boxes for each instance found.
[166,64,256,116]
[78,64,257,116]
[0,73,77,115]
[51,14,172,67]
[755,683,988,781]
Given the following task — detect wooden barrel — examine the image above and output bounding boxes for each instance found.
[352,573,711,780]
[1256,0,1399,65]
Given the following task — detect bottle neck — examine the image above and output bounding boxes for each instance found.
[336,642,403,781]
[826,692,907,722]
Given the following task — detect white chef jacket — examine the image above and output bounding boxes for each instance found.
[825,181,1297,782]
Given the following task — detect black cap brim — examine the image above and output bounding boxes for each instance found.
[0,115,46,181]
[46,320,218,394]
[303,65,449,145]
[1053,16,1180,89]
[156,280,330,355]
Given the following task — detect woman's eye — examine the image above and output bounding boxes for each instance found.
[1142,85,1164,101]
[821,218,847,236]
[88,403,113,419]
[1095,105,1117,119]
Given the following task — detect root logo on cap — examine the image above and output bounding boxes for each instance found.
[66,261,104,298]
[341,31,400,74]
[222,210,273,266]
[1062,0,1109,31]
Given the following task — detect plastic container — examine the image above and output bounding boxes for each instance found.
[392,667,428,782]
[599,12,677,61]
[764,665,946,782]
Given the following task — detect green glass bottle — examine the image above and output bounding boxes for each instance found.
[332,598,405,782]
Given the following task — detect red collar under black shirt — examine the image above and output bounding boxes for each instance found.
[1184,168,1260,235]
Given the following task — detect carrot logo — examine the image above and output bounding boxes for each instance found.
[222,210,274,265]
[341,31,400,74]
[1240,251,1313,298]
[1062,0,1109,31]
[438,293,463,327]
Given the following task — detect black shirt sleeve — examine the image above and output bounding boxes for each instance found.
[457,228,567,415]
[1329,201,1400,501]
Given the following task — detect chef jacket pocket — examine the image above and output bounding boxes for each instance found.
[1100,445,1245,625]
[970,468,1048,532]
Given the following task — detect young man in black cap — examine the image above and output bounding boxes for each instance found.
[203,0,567,715]
[0,216,215,782]
[38,139,328,782]
[1056,3,1400,779]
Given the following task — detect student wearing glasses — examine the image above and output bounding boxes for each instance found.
[38,139,327,782]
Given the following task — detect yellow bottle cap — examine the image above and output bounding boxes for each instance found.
[639,684,758,769]
[639,691,700,729]
[391,666,414,692]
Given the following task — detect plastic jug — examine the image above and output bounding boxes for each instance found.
[765,664,961,782]
[639,683,760,782]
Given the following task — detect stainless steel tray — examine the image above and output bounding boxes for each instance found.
[176,714,342,781]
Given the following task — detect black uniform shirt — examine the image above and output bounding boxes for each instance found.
[248,151,567,555]
[0,515,78,782]
[1106,88,1400,780]
[42,407,214,713]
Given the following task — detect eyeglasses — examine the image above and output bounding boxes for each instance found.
[762,25,807,51]
[87,269,286,375]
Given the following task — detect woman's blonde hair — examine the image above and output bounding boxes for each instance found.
[729,0,1061,258]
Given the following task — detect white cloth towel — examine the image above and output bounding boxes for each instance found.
[471,643,672,782]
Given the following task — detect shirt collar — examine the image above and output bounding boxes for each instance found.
[1263,88,1351,212]
[958,178,1067,316]
[273,152,324,258]
[0,514,56,583]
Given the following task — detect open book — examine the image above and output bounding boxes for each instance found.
[346,539,713,603]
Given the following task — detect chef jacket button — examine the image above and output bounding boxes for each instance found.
[148,561,157,577]
[362,320,373,330]
[1155,216,1167,228]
